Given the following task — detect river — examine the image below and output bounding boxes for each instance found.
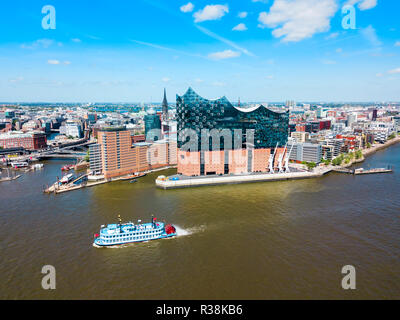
[0,145,399,299]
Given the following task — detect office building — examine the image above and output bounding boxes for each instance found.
[287,142,322,163]
[144,109,161,141]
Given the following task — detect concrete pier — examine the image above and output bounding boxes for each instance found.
[156,167,332,189]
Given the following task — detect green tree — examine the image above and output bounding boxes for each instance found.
[84,149,90,162]
[306,162,317,171]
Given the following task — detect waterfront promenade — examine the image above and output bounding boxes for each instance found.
[156,136,400,189]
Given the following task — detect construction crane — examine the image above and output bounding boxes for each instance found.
[269,142,279,174]
[284,143,295,173]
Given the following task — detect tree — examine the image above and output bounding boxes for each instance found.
[306,162,317,171]
[323,159,331,165]
[84,149,90,162]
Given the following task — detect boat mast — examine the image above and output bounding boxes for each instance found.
[118,215,122,232]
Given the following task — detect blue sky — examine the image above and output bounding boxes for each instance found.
[0,0,399,102]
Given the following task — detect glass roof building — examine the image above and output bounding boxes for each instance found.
[176,87,289,151]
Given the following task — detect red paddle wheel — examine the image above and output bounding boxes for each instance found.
[165,224,176,235]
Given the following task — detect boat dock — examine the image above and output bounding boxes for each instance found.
[333,167,394,175]
[0,174,21,182]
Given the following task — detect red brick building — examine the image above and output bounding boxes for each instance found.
[0,131,47,150]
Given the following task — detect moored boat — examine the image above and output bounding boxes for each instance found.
[60,173,74,184]
[93,216,177,247]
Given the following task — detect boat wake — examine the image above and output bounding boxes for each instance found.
[174,225,205,237]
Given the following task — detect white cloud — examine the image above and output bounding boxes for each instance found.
[208,49,241,60]
[252,0,269,3]
[395,41,400,47]
[238,11,248,18]
[360,25,381,47]
[336,48,343,53]
[266,75,274,79]
[388,68,400,74]
[180,2,194,13]
[325,32,339,40]
[193,4,229,23]
[376,73,383,77]
[71,38,81,43]
[258,0,338,42]
[194,78,204,83]
[195,25,254,57]
[162,77,171,82]
[21,39,54,49]
[233,23,248,31]
[63,61,71,65]
[47,60,60,65]
[345,0,377,11]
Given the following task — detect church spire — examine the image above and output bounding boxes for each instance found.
[162,88,168,121]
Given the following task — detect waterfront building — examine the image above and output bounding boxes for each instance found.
[89,144,102,174]
[321,145,334,160]
[323,139,344,158]
[176,88,289,176]
[287,142,322,163]
[96,126,143,179]
[394,116,400,132]
[90,126,176,179]
[0,131,47,150]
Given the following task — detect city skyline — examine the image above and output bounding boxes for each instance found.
[1,0,400,102]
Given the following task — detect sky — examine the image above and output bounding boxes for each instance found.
[0,0,399,103]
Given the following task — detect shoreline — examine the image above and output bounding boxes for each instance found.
[340,135,400,168]
[156,136,400,190]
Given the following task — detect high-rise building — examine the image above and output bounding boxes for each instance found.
[144,109,161,141]
[89,126,176,179]
[176,88,289,176]
[372,109,378,121]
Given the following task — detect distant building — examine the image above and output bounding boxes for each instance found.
[393,116,400,132]
[0,131,47,150]
[144,109,161,141]
[291,131,310,143]
[372,109,378,121]
[62,121,83,138]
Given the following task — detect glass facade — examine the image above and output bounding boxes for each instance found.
[144,114,161,138]
[176,87,289,150]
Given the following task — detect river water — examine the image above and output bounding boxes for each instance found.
[0,144,399,299]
